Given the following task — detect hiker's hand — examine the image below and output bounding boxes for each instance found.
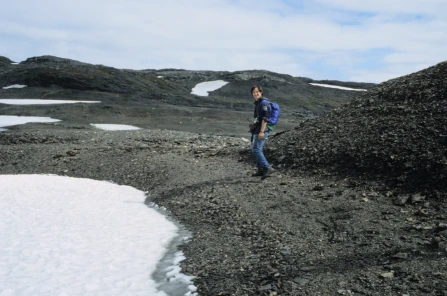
[258,132,265,140]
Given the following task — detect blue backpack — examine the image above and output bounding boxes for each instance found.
[264,99,280,125]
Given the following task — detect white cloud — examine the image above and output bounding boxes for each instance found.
[315,0,447,16]
[1,0,446,83]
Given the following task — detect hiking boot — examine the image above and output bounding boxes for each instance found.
[261,167,274,180]
[251,167,263,177]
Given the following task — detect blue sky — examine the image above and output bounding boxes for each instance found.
[1,0,446,83]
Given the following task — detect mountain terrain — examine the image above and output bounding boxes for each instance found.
[1,55,446,296]
[0,55,374,136]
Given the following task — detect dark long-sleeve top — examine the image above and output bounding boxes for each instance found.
[253,97,271,134]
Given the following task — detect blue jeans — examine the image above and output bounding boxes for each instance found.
[252,132,270,168]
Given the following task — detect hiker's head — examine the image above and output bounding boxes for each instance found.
[251,85,263,100]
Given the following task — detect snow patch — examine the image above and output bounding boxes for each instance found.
[91,124,141,130]
[0,99,101,105]
[310,83,367,91]
[0,174,181,296]
[2,84,27,89]
[191,80,229,96]
[0,115,61,128]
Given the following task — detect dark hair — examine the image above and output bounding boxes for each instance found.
[251,85,263,95]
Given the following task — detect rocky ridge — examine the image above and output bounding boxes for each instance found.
[0,55,374,115]
[269,61,447,198]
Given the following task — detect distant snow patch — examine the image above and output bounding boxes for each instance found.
[90,124,141,130]
[2,84,27,89]
[11,63,19,65]
[157,76,164,78]
[0,115,61,128]
[0,99,101,105]
[191,80,229,96]
[310,83,367,92]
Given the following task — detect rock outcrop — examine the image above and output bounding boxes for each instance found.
[0,55,184,96]
[270,61,447,197]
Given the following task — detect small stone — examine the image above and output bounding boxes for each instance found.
[66,150,79,156]
[260,284,272,291]
[410,194,425,203]
[313,185,324,191]
[278,155,286,162]
[293,278,309,286]
[392,195,410,206]
[380,271,394,279]
[392,252,408,259]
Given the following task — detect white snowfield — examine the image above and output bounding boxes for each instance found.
[0,175,197,296]
[2,84,27,89]
[309,83,367,91]
[0,99,101,105]
[191,80,228,96]
[91,124,141,130]
[0,115,60,128]
[0,116,143,132]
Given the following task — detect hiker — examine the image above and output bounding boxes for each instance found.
[249,85,273,178]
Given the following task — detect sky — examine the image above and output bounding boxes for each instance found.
[1,0,446,83]
[0,174,197,296]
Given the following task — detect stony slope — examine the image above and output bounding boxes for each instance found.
[269,61,447,197]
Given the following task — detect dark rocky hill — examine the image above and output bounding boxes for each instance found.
[0,55,376,136]
[0,55,374,113]
[0,56,14,66]
[269,61,447,197]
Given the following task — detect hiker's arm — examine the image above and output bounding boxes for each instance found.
[258,120,268,140]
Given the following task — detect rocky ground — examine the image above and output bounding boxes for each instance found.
[1,127,446,296]
[1,56,446,295]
